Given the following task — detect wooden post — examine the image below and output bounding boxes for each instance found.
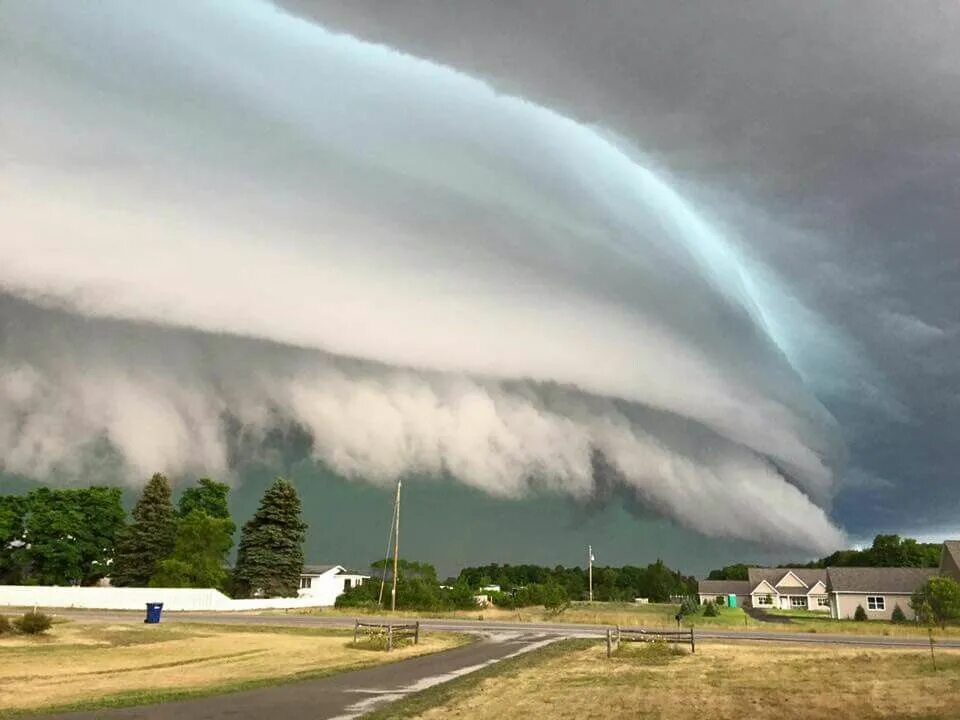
[929,629,937,671]
[387,623,394,652]
[606,628,612,658]
[353,619,359,644]
[414,621,420,645]
[690,627,695,654]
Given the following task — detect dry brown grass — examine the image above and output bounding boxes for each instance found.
[0,621,463,715]
[305,602,960,638]
[409,640,960,720]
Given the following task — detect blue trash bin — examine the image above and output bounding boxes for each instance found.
[144,602,163,624]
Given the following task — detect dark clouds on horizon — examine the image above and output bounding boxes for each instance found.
[280,0,960,534]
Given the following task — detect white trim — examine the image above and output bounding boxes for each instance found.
[751,579,779,595]
[806,580,827,595]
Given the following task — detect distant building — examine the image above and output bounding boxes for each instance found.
[298,564,370,606]
[825,567,937,621]
[697,541,959,621]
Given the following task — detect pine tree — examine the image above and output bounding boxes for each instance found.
[111,474,177,587]
[232,477,307,598]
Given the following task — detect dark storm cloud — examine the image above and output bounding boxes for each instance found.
[280,0,960,532]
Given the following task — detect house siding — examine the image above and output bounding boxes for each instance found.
[832,592,915,621]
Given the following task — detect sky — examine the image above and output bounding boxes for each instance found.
[0,1,957,576]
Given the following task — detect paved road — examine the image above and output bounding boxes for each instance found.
[56,609,960,649]
[42,631,558,720]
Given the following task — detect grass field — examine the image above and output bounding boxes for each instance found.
[367,637,960,720]
[303,601,960,638]
[0,620,466,717]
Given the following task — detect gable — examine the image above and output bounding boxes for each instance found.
[776,571,808,589]
[751,579,778,595]
[806,580,827,595]
[941,542,960,582]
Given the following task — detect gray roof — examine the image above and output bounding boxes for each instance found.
[301,564,340,576]
[942,541,960,569]
[698,580,752,595]
[826,566,937,594]
[747,567,827,593]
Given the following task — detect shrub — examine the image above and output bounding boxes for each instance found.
[0,614,11,635]
[703,601,719,617]
[890,604,907,624]
[679,596,698,616]
[14,610,53,635]
[854,604,867,622]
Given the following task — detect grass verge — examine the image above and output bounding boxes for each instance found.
[362,638,597,720]
[0,621,471,719]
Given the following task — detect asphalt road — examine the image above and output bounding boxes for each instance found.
[42,630,559,720]
[55,608,960,649]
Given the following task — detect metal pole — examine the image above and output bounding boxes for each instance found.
[391,478,402,612]
[588,545,593,603]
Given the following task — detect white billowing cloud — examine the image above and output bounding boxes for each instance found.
[0,0,846,550]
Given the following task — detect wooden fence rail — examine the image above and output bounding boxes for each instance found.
[606,625,695,656]
[353,620,420,651]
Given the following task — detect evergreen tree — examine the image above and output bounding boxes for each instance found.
[232,477,306,598]
[111,474,176,587]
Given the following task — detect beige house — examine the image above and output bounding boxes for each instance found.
[697,580,751,607]
[697,541,960,619]
[747,568,831,612]
[826,566,937,621]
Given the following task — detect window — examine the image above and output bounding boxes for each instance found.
[756,595,773,606]
[867,596,885,611]
[299,577,312,589]
[790,596,806,609]
[817,596,830,607]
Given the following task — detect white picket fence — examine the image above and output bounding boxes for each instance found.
[0,585,323,612]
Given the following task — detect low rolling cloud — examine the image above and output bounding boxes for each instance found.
[1,0,957,553]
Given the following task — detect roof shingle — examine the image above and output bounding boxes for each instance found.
[826,566,937,594]
[697,580,752,595]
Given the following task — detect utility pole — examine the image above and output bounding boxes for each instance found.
[588,545,594,603]
[390,478,402,612]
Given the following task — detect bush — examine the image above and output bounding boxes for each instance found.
[0,614,11,635]
[854,604,867,622]
[679,596,698,616]
[890,604,907,624]
[702,601,719,617]
[14,610,53,635]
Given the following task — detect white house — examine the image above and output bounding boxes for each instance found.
[298,564,370,606]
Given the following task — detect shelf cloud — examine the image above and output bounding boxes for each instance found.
[13,0,953,552]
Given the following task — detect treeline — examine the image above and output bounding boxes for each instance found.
[336,558,696,612]
[335,559,478,611]
[708,534,944,581]
[454,559,696,603]
[0,475,307,598]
